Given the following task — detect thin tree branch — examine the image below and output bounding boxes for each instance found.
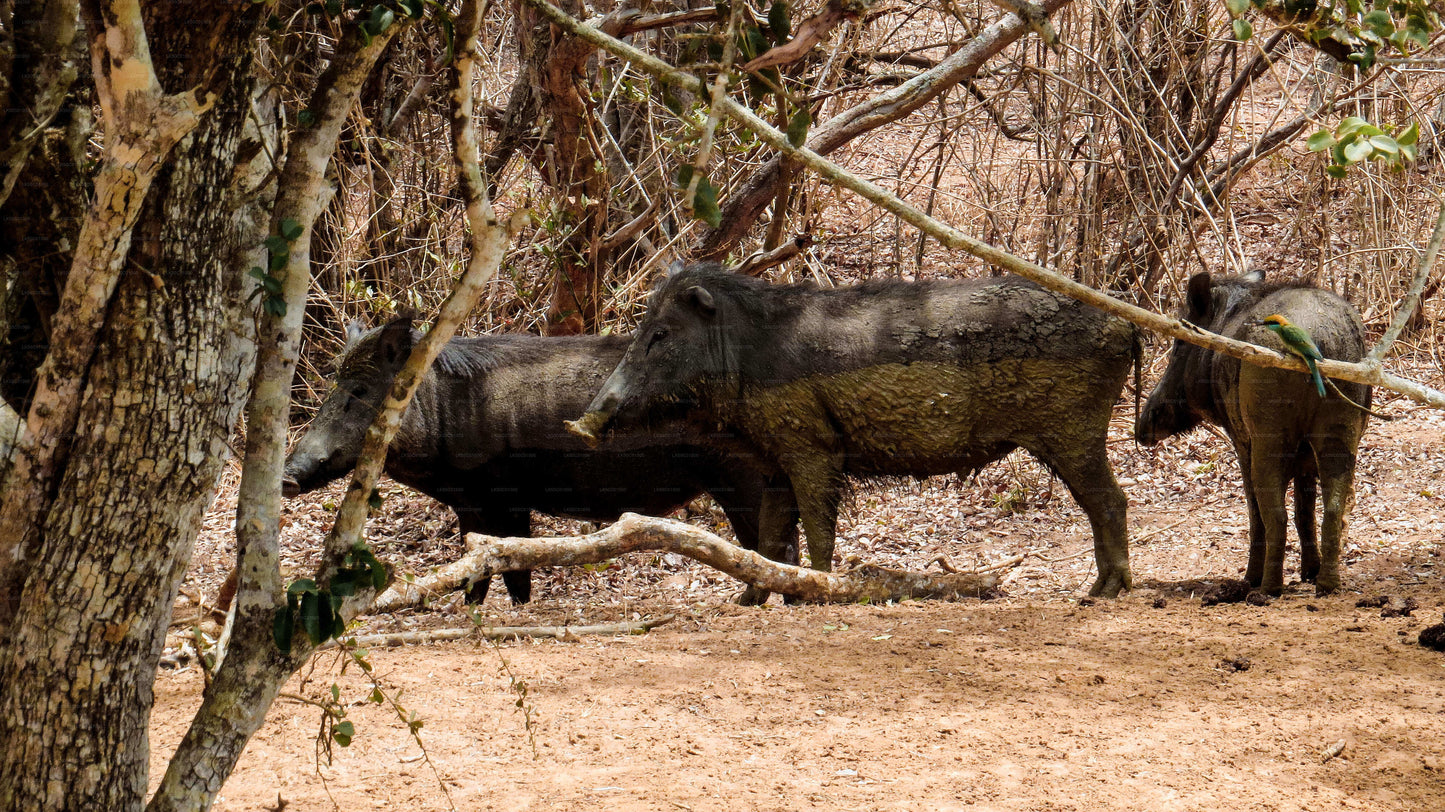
[1369,192,1445,362]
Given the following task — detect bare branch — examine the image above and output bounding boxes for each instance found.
[1369,193,1445,363]
[328,616,676,648]
[733,234,813,276]
[371,514,999,612]
[743,0,861,72]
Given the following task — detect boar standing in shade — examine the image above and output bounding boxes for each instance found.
[569,263,1139,598]
[284,317,798,605]
[1136,270,1371,596]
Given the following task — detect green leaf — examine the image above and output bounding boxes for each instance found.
[692,178,722,227]
[398,0,423,17]
[1368,134,1400,157]
[1306,129,1335,152]
[675,164,695,190]
[787,108,811,148]
[263,235,290,255]
[1362,9,1394,37]
[263,298,287,318]
[769,0,791,41]
[1335,116,1370,139]
[368,490,383,509]
[1396,121,1419,147]
[662,85,686,117]
[369,688,385,703]
[300,591,323,643]
[1224,0,1250,15]
[368,5,395,35]
[1401,143,1417,162]
[332,721,355,747]
[436,10,456,64]
[1343,138,1374,162]
[274,606,295,651]
[288,578,320,595]
[297,109,317,128]
[1232,17,1253,41]
[280,218,304,241]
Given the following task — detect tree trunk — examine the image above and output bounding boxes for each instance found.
[0,2,262,809]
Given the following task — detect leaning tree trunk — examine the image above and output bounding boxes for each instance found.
[0,2,263,809]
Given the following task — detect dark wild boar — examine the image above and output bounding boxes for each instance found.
[284,317,797,605]
[569,263,1139,598]
[1136,270,1371,596]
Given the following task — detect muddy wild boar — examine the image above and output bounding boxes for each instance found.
[1137,270,1371,596]
[569,262,1139,598]
[283,317,797,605]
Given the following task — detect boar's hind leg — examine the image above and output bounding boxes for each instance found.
[1232,439,1267,588]
[460,511,533,606]
[1248,440,1293,596]
[714,478,800,606]
[1034,441,1131,598]
[1293,451,1320,584]
[1311,436,1359,596]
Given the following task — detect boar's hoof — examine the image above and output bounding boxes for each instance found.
[1314,580,1340,598]
[737,585,771,606]
[1087,570,1131,599]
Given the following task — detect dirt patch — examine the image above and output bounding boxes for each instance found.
[151,378,1445,811]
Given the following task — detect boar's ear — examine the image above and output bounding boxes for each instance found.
[1185,273,1214,320]
[377,316,415,367]
[344,321,366,349]
[682,285,716,317]
[665,257,686,277]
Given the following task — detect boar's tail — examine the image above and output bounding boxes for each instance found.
[1132,326,1144,445]
[1323,376,1395,421]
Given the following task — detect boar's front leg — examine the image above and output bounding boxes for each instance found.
[784,456,845,575]
[1034,439,1131,598]
[460,510,533,605]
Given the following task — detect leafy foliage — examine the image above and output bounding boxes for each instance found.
[273,543,388,650]
[1228,0,1438,70]
[1307,116,1419,177]
[247,218,305,317]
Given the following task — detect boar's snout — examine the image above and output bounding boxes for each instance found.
[281,477,302,498]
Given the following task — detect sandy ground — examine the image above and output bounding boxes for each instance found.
[150,373,1445,811]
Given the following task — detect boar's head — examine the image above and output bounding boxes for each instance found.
[282,316,414,497]
[569,263,748,442]
[1136,270,1264,445]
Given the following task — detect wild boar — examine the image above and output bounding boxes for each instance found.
[569,263,1139,598]
[1136,270,1371,596]
[284,317,797,605]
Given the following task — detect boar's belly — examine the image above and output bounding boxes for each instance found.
[743,360,1117,477]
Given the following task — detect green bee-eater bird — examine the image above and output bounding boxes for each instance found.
[1253,313,1326,397]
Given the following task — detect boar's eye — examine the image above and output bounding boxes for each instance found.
[645,327,669,354]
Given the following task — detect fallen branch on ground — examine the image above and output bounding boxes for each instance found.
[325,615,676,648]
[371,513,999,613]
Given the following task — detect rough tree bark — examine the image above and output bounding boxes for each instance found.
[0,1,266,808]
[152,3,508,806]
